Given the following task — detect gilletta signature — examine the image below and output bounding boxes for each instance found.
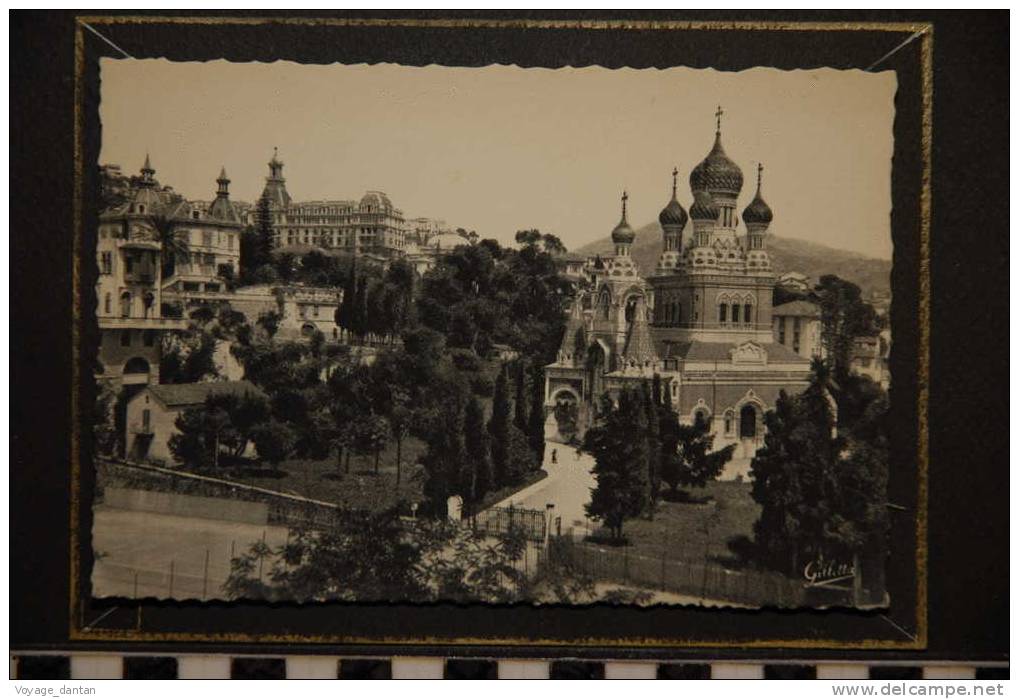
[803,557,855,587]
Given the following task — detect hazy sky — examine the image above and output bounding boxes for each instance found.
[100,59,895,259]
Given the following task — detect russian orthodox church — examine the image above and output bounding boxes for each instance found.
[544,110,812,478]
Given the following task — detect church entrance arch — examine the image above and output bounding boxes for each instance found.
[739,404,757,439]
[551,389,580,442]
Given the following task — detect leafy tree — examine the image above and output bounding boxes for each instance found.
[250,419,296,468]
[256,310,281,339]
[488,365,512,487]
[815,275,879,379]
[659,420,735,497]
[225,511,537,603]
[387,387,413,485]
[160,332,219,384]
[225,509,426,602]
[463,396,494,503]
[168,406,214,468]
[346,414,390,474]
[749,362,889,576]
[583,388,650,540]
[514,229,542,248]
[93,383,119,456]
[168,397,232,469]
[250,263,279,285]
[541,233,567,256]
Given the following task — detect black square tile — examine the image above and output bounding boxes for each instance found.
[339,658,391,680]
[657,663,712,679]
[444,659,497,679]
[550,661,605,679]
[16,656,70,680]
[765,664,817,679]
[231,657,286,679]
[123,656,178,680]
[975,667,1009,680]
[869,666,922,680]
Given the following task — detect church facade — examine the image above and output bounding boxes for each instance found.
[544,114,812,477]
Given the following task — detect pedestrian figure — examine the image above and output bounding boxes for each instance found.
[551,449,558,465]
[576,446,583,461]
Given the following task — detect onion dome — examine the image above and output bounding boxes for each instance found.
[611,190,636,244]
[689,107,744,197]
[659,167,689,229]
[689,190,719,221]
[742,163,773,225]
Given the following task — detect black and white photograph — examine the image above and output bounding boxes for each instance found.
[91,59,896,609]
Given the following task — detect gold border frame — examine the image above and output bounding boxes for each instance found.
[70,15,932,650]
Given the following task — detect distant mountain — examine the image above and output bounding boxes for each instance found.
[574,222,891,297]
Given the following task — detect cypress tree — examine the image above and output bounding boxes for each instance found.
[488,365,512,487]
[527,364,547,465]
[513,360,528,433]
[583,387,650,541]
[353,274,369,341]
[336,256,357,340]
[643,380,662,517]
[464,396,493,504]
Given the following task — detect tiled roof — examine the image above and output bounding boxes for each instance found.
[208,196,242,224]
[622,314,658,364]
[149,380,263,408]
[772,300,821,318]
[656,339,809,364]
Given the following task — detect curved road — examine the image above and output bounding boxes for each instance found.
[490,441,596,535]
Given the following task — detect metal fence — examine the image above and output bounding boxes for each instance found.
[545,536,814,607]
[473,505,548,542]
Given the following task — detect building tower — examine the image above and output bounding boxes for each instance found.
[260,147,292,211]
[208,166,242,224]
[611,190,635,257]
[656,167,689,275]
[648,109,775,344]
[742,163,774,266]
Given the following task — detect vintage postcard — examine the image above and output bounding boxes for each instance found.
[91,59,896,609]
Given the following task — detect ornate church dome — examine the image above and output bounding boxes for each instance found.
[689,190,719,221]
[611,191,636,244]
[742,163,773,225]
[659,168,689,228]
[689,109,744,197]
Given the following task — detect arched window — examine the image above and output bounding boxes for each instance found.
[694,410,710,429]
[674,303,681,324]
[731,303,741,324]
[120,291,132,318]
[143,292,155,318]
[724,410,734,435]
[718,304,727,323]
[744,303,753,325]
[103,293,111,314]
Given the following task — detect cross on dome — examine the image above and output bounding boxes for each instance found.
[715,105,724,133]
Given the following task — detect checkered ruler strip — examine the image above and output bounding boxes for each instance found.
[10,654,1008,679]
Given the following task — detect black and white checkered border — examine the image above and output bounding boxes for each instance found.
[9,653,1009,680]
